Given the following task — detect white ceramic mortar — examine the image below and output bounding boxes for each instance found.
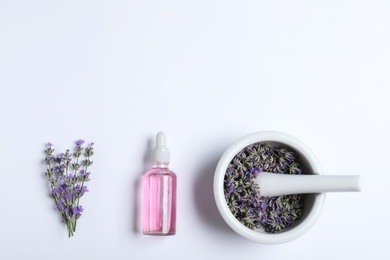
[213,131,326,244]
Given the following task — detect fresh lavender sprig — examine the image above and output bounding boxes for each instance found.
[224,143,304,233]
[44,140,94,237]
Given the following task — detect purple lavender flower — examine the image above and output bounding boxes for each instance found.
[226,167,234,174]
[62,193,72,201]
[73,184,81,191]
[72,206,83,215]
[43,140,94,237]
[57,202,65,211]
[45,156,53,165]
[60,183,68,191]
[54,165,66,174]
[75,139,85,147]
[52,187,61,195]
[55,153,66,164]
[82,186,89,193]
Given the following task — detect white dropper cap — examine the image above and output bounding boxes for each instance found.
[152,132,170,163]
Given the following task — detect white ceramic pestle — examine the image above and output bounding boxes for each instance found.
[254,172,361,197]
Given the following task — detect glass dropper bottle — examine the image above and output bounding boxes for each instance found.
[142,132,177,235]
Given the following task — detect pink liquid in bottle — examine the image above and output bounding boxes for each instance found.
[142,132,177,235]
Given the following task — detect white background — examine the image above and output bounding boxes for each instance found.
[1,1,389,259]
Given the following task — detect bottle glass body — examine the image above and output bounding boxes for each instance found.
[142,163,177,235]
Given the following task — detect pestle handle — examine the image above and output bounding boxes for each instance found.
[254,172,361,197]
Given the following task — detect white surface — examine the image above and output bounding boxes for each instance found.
[0,1,389,259]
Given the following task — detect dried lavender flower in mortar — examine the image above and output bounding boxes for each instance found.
[224,142,304,233]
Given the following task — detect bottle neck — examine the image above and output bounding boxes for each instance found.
[152,162,169,169]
